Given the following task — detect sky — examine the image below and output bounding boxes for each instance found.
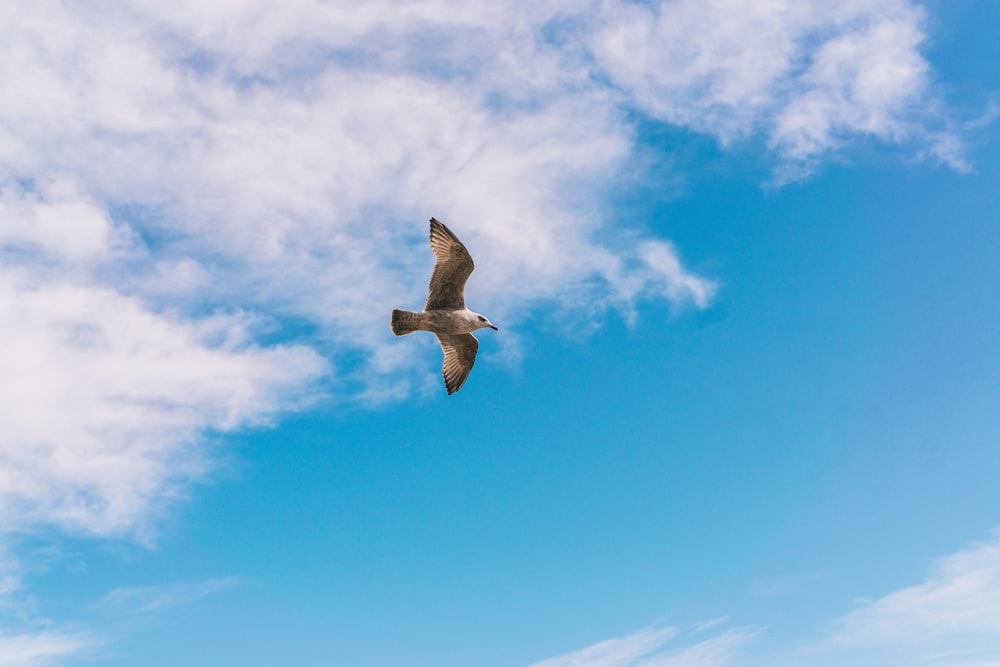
[0,0,999,665]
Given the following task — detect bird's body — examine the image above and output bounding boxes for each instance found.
[392,308,489,335]
[390,218,498,395]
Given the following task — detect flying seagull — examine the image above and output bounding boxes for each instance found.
[391,218,498,395]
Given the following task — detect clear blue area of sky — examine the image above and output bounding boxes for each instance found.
[23,3,1000,666]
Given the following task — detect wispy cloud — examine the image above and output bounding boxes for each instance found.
[526,626,680,667]
[529,533,1000,667]
[0,548,91,667]
[0,566,242,666]
[796,531,1000,667]
[525,623,760,667]
[100,577,244,616]
[0,630,90,667]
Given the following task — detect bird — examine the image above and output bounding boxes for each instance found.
[391,218,498,395]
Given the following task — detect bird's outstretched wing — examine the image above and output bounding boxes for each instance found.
[436,333,479,395]
[426,218,474,311]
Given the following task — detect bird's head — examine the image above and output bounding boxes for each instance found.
[475,313,499,331]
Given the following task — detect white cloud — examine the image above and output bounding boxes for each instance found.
[0,631,90,667]
[0,265,326,538]
[0,186,327,539]
[589,0,946,173]
[0,185,129,265]
[770,9,929,160]
[796,532,1000,667]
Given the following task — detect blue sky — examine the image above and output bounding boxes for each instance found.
[1,1,999,666]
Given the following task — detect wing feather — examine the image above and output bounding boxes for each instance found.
[436,333,479,395]
[426,218,475,311]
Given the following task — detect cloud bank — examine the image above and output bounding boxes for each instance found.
[0,0,956,543]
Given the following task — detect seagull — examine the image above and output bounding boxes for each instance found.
[391,218,499,395]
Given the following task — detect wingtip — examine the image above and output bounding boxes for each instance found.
[443,375,465,395]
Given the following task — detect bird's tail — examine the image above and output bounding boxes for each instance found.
[391,309,421,336]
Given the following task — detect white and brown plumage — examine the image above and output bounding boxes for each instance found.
[390,218,498,395]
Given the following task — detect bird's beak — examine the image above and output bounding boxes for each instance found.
[490,324,499,331]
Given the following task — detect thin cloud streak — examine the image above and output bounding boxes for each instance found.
[526,627,680,667]
[100,577,244,616]
[524,624,759,667]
